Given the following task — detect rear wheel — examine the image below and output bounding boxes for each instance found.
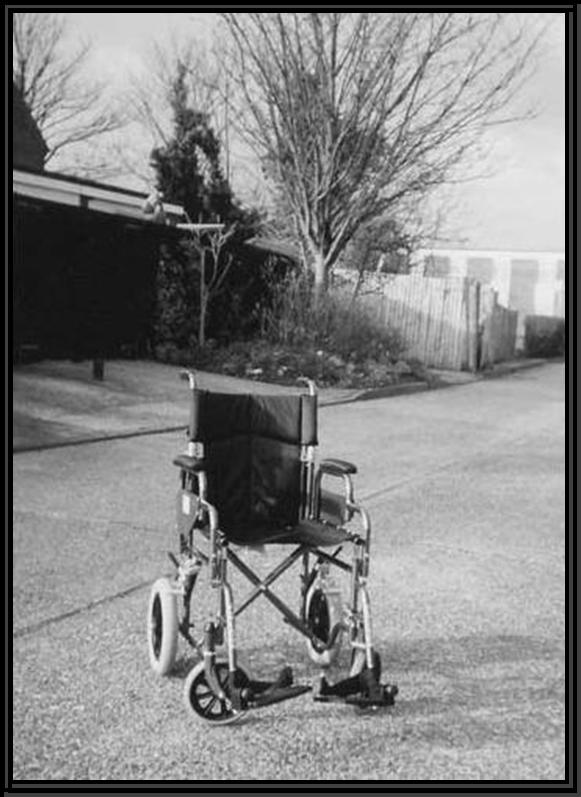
[184,662,248,725]
[147,577,179,676]
[304,583,343,666]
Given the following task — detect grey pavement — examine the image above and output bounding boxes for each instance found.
[12,362,565,781]
[12,356,549,452]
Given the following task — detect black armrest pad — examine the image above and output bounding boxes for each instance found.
[173,455,207,473]
[320,458,357,476]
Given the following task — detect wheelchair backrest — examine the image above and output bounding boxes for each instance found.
[189,389,317,540]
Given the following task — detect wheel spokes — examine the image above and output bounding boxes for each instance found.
[185,663,247,724]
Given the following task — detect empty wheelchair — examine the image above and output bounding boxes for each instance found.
[147,371,397,724]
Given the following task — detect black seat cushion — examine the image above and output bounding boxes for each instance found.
[224,519,351,548]
[274,520,352,547]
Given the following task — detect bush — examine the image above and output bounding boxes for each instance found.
[524,315,565,357]
[153,268,410,390]
[153,245,198,350]
[260,271,404,365]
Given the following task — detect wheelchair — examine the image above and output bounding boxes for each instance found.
[147,371,398,724]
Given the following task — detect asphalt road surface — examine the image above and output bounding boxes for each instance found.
[12,363,565,782]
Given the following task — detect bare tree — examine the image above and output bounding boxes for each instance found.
[220,12,542,297]
[183,225,236,347]
[12,11,121,165]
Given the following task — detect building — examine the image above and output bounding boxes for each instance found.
[12,84,186,360]
[415,247,565,347]
[12,83,48,170]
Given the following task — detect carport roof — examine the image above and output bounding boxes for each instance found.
[13,168,186,225]
[244,236,301,262]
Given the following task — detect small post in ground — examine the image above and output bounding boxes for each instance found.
[92,358,105,381]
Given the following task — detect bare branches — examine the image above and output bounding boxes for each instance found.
[219,12,541,291]
[185,225,237,346]
[12,11,122,164]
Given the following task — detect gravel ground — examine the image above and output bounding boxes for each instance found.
[11,364,566,783]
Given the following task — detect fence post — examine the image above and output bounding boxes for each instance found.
[474,282,481,372]
[92,358,105,380]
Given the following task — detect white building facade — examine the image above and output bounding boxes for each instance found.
[414,248,565,320]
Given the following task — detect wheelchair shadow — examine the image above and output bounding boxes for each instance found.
[386,632,562,673]
[391,631,562,685]
[371,632,564,749]
[248,632,564,740]
[167,632,564,744]
[168,656,197,680]
[171,631,562,683]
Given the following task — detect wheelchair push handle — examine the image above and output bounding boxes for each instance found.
[297,376,317,397]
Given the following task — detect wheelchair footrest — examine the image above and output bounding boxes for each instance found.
[314,673,398,708]
[250,684,312,708]
[246,666,312,708]
[344,684,398,708]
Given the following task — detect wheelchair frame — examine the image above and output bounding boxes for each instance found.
[147,371,397,723]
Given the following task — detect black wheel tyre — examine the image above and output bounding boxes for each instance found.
[304,584,343,666]
[147,577,179,676]
[184,662,248,725]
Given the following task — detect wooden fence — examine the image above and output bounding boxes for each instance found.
[338,272,517,371]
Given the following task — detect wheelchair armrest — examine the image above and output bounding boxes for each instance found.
[319,458,357,477]
[314,460,357,525]
[173,455,207,474]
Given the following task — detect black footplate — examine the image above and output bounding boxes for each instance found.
[246,666,312,708]
[314,669,398,708]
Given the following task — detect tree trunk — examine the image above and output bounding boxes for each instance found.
[199,298,207,348]
[198,248,207,348]
[312,251,328,303]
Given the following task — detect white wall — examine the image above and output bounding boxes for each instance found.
[415,248,565,319]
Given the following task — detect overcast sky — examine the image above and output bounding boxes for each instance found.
[63,11,565,253]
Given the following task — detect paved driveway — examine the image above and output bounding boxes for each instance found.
[12,364,565,782]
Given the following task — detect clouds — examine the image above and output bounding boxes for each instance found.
[61,11,565,252]
[430,13,565,251]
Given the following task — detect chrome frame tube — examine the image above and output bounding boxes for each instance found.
[221,580,237,673]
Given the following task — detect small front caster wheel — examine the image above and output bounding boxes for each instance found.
[184,662,249,725]
[147,577,179,676]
